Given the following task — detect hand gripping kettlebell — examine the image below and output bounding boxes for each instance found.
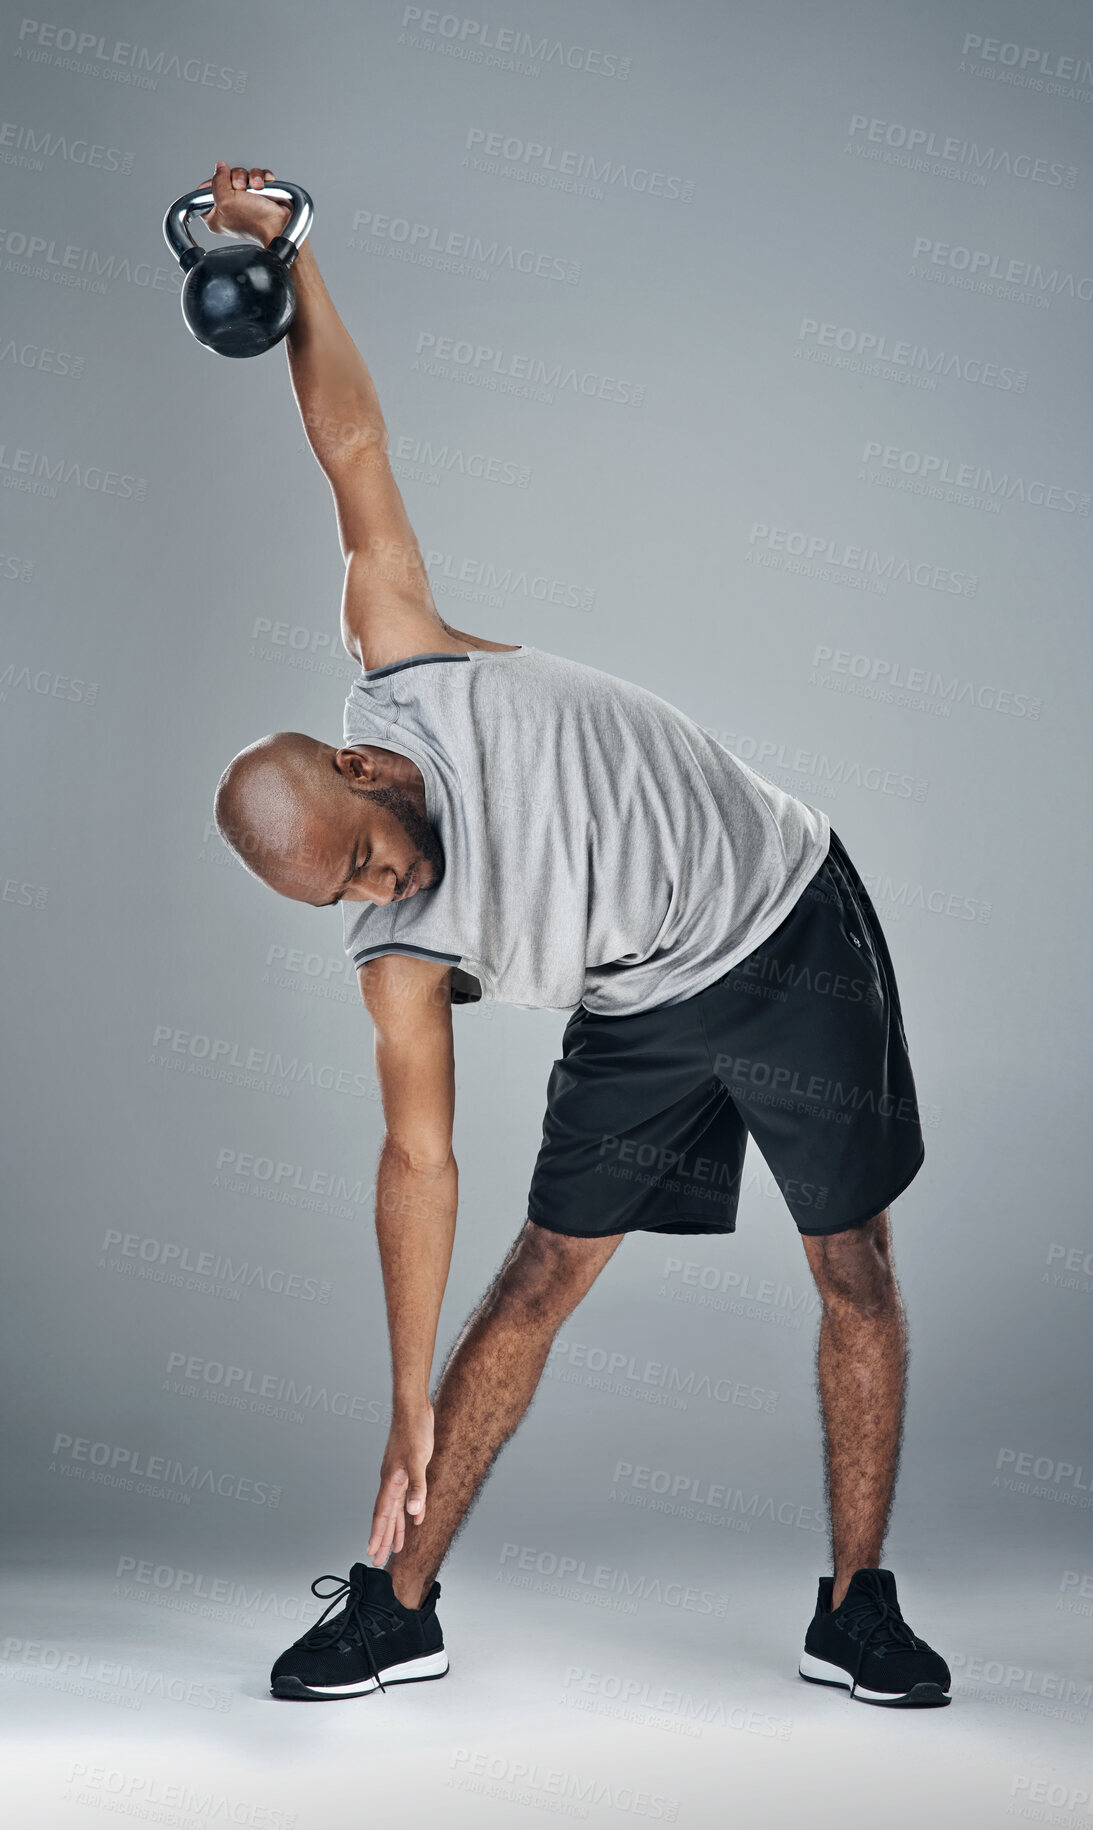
[162,180,314,358]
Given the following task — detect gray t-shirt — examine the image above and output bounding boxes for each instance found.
[341,644,830,1015]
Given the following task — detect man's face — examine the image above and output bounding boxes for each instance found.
[253,767,445,909]
[219,739,446,908]
[310,782,445,909]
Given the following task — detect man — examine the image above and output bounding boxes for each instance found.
[206,163,950,1710]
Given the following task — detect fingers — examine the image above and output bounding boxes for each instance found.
[209,160,275,196]
[367,1503,396,1565]
[406,1471,427,1525]
[365,1438,430,1566]
[367,1467,409,1566]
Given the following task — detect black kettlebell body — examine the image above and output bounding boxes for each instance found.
[180,239,297,359]
[162,182,314,359]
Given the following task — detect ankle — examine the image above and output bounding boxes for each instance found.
[388,1565,426,1612]
[831,1564,878,1610]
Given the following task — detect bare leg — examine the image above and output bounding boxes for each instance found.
[388,1221,623,1610]
[801,1210,908,1610]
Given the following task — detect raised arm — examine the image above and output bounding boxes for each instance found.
[201,163,458,671]
[285,233,456,669]
[360,951,459,1565]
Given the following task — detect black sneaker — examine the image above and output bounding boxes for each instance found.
[798,1568,951,1707]
[270,1562,448,1700]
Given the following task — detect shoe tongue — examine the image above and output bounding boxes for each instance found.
[850,1567,897,1603]
[349,1560,394,1598]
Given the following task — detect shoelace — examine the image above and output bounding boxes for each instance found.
[837,1573,920,1700]
[301,1572,405,1694]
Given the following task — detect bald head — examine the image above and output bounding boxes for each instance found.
[214,732,355,895]
[214,730,444,907]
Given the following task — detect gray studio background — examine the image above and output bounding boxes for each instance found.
[2,1,1091,1826]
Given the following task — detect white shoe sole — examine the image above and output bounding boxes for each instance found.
[799,1650,950,1707]
[272,1649,449,1700]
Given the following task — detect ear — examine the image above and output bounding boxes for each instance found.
[334,745,381,789]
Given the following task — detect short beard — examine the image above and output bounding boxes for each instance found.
[362,785,446,888]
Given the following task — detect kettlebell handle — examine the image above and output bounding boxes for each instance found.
[162,180,314,273]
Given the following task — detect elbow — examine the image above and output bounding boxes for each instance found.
[380,1134,455,1180]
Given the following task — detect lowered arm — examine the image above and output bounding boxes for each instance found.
[360,951,458,1562]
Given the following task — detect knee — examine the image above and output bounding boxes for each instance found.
[809,1216,899,1321]
[491,1223,596,1331]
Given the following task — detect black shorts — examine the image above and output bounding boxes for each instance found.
[527,828,925,1239]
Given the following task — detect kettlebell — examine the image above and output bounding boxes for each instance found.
[162,180,314,358]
